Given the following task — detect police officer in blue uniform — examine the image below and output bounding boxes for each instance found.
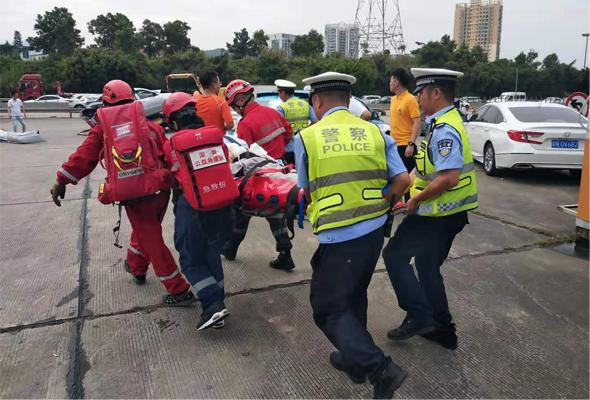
[294,71,410,399]
[383,68,478,350]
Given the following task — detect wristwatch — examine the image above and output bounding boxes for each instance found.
[407,142,416,147]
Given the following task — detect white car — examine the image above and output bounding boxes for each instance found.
[361,95,381,104]
[465,102,586,176]
[25,95,71,104]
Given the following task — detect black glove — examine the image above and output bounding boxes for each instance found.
[50,182,66,207]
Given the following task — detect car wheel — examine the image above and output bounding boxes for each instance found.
[569,169,582,179]
[483,143,499,176]
[74,104,84,109]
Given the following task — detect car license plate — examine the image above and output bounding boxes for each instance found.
[551,139,578,149]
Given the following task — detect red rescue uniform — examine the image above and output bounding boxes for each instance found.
[57,119,189,295]
[237,102,292,159]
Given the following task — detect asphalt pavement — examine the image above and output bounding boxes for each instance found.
[0,117,588,399]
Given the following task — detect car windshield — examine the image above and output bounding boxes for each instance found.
[256,94,281,109]
[509,106,586,123]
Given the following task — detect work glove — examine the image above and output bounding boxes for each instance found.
[50,182,66,207]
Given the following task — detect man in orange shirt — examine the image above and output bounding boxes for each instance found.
[193,71,234,132]
[389,68,422,173]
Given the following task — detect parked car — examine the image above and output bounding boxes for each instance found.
[379,95,392,104]
[81,89,170,127]
[465,102,586,176]
[544,97,564,104]
[361,95,382,104]
[24,94,88,109]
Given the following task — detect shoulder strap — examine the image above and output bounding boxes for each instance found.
[237,159,275,193]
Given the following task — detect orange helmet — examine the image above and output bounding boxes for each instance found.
[224,79,253,105]
[163,92,196,124]
[102,80,135,105]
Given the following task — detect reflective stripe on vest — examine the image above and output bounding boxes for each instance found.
[256,126,286,146]
[279,97,310,132]
[300,110,389,233]
[410,108,478,217]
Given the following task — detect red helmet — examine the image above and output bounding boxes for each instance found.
[102,80,135,105]
[163,92,196,123]
[225,79,254,105]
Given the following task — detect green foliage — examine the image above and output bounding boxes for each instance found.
[291,30,324,57]
[13,31,23,52]
[226,28,251,59]
[250,30,269,57]
[257,50,288,82]
[27,7,84,56]
[88,13,137,52]
[163,21,192,55]
[138,20,165,57]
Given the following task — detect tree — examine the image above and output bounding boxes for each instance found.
[249,29,269,57]
[88,13,138,52]
[291,30,324,57]
[0,42,16,58]
[257,50,288,82]
[163,20,191,54]
[13,31,23,56]
[27,7,84,56]
[138,20,164,57]
[226,28,251,59]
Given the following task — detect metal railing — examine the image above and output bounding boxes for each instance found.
[0,98,82,118]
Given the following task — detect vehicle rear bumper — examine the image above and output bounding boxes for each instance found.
[496,152,583,170]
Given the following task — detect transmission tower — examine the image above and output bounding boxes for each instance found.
[354,0,407,56]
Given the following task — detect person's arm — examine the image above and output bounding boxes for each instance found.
[406,169,460,213]
[7,100,11,119]
[237,120,254,146]
[21,100,26,118]
[404,96,422,158]
[382,133,410,203]
[293,135,310,202]
[360,109,371,121]
[220,101,234,131]
[56,126,104,185]
[280,113,293,144]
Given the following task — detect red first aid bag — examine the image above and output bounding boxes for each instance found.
[168,126,239,211]
[96,102,170,204]
[237,161,300,217]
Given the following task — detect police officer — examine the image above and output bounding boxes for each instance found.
[295,72,410,399]
[383,68,478,350]
[275,79,317,165]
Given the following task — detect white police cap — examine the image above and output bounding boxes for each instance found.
[302,71,356,94]
[411,68,463,94]
[274,79,297,89]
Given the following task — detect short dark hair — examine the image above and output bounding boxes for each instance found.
[425,83,455,103]
[316,90,351,104]
[278,87,295,95]
[200,71,219,89]
[391,68,412,88]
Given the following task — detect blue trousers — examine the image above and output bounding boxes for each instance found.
[173,193,233,313]
[382,212,468,328]
[310,226,388,384]
[11,116,26,132]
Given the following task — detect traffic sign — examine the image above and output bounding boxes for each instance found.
[565,92,589,117]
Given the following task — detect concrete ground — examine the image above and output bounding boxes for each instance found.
[0,117,588,399]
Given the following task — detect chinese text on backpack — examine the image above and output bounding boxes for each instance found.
[168,126,239,210]
[96,102,170,205]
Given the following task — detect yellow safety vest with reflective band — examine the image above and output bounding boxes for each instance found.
[300,110,389,233]
[410,108,478,216]
[279,96,310,133]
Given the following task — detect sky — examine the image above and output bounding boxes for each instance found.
[1,0,589,68]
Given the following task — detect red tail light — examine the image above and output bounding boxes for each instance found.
[507,130,544,144]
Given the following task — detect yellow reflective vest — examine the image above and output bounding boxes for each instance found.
[300,109,389,233]
[410,107,478,216]
[279,96,311,133]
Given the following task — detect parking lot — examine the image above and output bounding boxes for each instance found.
[0,117,588,399]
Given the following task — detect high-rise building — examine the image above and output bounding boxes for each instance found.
[268,33,297,57]
[453,0,503,62]
[324,23,360,58]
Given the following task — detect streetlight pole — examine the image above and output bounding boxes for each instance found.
[583,33,590,69]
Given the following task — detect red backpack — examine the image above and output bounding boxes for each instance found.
[168,126,239,211]
[96,102,170,204]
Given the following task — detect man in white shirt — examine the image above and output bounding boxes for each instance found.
[7,92,27,132]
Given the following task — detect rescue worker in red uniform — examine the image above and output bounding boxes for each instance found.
[49,79,195,305]
[162,92,237,330]
[222,79,296,271]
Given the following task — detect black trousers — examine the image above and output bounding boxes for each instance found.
[382,212,468,328]
[397,145,416,173]
[310,227,388,383]
[227,209,292,254]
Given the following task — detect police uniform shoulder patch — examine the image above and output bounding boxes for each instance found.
[437,139,453,157]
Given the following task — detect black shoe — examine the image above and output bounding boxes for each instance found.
[373,358,408,399]
[197,305,230,331]
[124,260,146,285]
[329,351,366,384]
[421,326,458,350]
[269,252,295,271]
[222,244,238,261]
[387,317,435,341]
[162,289,196,306]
